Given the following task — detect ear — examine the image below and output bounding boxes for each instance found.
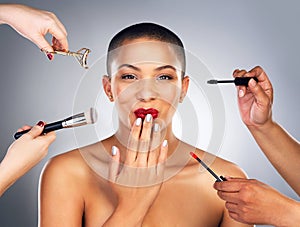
[102,75,114,102]
[179,76,189,103]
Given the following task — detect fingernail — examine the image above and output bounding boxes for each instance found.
[135,118,142,126]
[111,146,117,156]
[249,78,257,87]
[47,53,53,60]
[146,114,152,123]
[37,121,45,127]
[154,123,160,132]
[238,89,245,97]
[162,139,168,147]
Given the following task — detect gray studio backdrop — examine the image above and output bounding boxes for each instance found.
[0,0,299,226]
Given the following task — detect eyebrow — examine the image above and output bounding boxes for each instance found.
[154,65,177,72]
[117,64,177,72]
[117,64,141,71]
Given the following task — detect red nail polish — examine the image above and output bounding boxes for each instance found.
[47,54,53,60]
[37,121,45,127]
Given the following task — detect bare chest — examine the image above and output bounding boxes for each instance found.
[83,178,224,227]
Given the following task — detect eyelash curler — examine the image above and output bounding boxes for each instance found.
[42,48,91,69]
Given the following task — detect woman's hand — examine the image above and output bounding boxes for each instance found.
[0,4,68,59]
[233,66,273,128]
[105,114,168,226]
[0,121,56,196]
[214,177,300,226]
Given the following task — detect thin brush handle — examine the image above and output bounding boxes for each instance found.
[190,152,226,182]
[14,120,64,139]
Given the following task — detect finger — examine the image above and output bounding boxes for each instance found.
[47,18,69,51]
[217,191,241,204]
[125,118,142,165]
[17,125,32,132]
[49,12,68,36]
[25,121,45,139]
[156,139,168,176]
[109,146,120,182]
[248,66,268,83]
[228,211,241,223]
[233,69,247,98]
[213,178,247,192]
[147,123,161,166]
[53,37,69,52]
[136,114,153,166]
[39,131,56,144]
[158,140,168,164]
[225,201,239,213]
[247,78,271,108]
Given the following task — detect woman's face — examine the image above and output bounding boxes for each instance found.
[104,38,189,129]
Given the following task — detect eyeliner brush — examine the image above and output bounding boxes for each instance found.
[207,77,258,87]
[190,152,226,182]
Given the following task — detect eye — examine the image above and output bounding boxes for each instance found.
[157,74,173,80]
[121,74,137,80]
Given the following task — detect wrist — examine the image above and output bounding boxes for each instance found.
[247,118,276,135]
[274,199,300,227]
[0,4,24,25]
[0,163,14,196]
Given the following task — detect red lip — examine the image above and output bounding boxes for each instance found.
[134,108,159,120]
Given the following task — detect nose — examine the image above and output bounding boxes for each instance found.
[136,78,158,102]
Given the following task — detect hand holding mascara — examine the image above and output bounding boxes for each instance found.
[14,108,98,139]
[207,77,258,87]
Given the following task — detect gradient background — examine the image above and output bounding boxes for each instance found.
[0,1,299,226]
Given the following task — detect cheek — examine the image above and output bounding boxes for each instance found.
[158,83,181,104]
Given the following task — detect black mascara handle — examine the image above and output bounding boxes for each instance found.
[234,77,258,86]
[14,120,63,140]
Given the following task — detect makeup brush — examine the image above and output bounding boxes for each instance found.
[14,108,98,140]
[207,77,258,87]
[190,152,226,182]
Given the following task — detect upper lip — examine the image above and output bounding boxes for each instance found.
[134,108,159,119]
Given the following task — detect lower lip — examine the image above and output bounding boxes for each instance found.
[134,108,159,120]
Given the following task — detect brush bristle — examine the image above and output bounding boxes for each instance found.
[207,79,218,84]
[84,108,98,124]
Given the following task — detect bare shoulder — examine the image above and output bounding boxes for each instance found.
[40,142,104,187]
[180,141,247,179]
[204,152,247,179]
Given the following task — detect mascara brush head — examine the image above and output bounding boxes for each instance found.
[207,79,218,84]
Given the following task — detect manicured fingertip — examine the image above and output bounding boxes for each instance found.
[135,118,142,126]
[238,88,245,97]
[37,121,45,127]
[249,78,257,88]
[162,139,168,147]
[47,53,53,61]
[111,146,118,156]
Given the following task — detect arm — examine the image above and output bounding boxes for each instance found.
[234,66,300,194]
[0,122,55,196]
[214,178,300,226]
[0,3,68,58]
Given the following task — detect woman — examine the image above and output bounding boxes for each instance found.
[39,22,251,227]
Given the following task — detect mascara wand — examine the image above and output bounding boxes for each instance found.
[207,77,258,87]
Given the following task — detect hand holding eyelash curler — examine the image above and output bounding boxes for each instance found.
[42,48,91,69]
